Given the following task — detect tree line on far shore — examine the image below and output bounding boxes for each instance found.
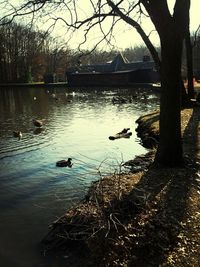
[0,20,199,84]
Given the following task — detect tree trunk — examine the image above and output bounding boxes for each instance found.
[185,31,195,99]
[155,36,183,166]
[141,0,190,166]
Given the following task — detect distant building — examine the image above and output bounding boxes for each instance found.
[66,53,160,86]
[66,53,157,74]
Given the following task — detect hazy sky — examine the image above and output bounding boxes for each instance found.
[2,0,199,50]
[62,0,200,50]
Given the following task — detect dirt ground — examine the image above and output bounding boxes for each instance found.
[42,107,200,267]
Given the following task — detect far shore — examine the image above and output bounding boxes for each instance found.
[0,81,200,91]
[0,82,68,88]
[0,81,161,90]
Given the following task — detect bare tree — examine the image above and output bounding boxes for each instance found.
[0,19,73,82]
[192,25,200,80]
[0,0,192,166]
[185,29,195,99]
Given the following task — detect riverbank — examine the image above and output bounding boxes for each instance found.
[42,107,200,267]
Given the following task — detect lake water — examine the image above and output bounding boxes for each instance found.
[0,86,159,267]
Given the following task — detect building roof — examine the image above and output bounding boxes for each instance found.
[66,53,155,74]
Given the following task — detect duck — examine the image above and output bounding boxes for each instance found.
[112,96,127,104]
[13,131,22,139]
[109,128,132,140]
[56,158,73,168]
[118,128,130,134]
[142,94,147,100]
[33,119,43,128]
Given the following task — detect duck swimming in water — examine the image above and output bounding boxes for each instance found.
[118,128,130,134]
[56,158,73,168]
[109,128,132,140]
[33,119,43,128]
[13,131,22,140]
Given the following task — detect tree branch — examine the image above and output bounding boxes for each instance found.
[107,0,161,69]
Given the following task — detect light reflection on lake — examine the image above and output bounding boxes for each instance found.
[0,86,159,267]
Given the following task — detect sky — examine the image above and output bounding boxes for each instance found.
[1,0,200,51]
[58,0,200,51]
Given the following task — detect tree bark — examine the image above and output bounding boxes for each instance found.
[185,31,195,99]
[141,0,190,166]
[155,35,183,166]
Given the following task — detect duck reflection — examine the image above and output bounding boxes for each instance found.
[33,128,44,135]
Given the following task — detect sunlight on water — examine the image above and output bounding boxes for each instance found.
[0,86,159,267]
